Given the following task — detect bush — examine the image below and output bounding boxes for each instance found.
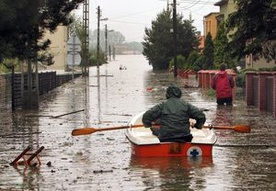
[258,66,276,71]
[235,66,276,88]
[235,68,257,88]
[205,88,216,97]
[236,72,246,88]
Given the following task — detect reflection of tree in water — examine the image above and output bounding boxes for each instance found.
[130,156,213,190]
[0,111,42,190]
[14,165,40,190]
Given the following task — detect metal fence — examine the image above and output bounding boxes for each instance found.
[0,72,81,110]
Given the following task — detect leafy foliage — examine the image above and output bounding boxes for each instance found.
[169,55,186,69]
[235,72,246,88]
[202,32,214,69]
[226,0,276,62]
[193,55,206,72]
[0,0,83,64]
[142,10,199,70]
[235,67,276,88]
[186,51,199,70]
[90,29,126,50]
[193,32,215,71]
[71,18,139,66]
[214,22,236,69]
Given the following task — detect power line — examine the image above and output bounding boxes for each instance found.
[108,19,148,26]
[179,0,216,5]
[108,8,164,20]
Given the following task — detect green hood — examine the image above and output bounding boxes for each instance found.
[166,85,182,99]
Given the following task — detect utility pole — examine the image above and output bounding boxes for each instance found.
[97,7,108,73]
[83,0,90,128]
[173,0,178,77]
[97,6,100,71]
[82,0,89,76]
[105,24,108,61]
[105,25,114,62]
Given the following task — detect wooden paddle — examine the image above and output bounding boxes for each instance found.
[71,124,145,136]
[72,123,251,136]
[202,124,251,133]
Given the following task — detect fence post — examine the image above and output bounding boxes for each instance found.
[246,71,256,106]
[273,72,276,118]
[231,73,237,100]
[202,71,208,88]
[258,72,272,111]
[198,71,202,88]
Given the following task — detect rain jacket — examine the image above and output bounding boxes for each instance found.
[142,85,206,142]
[211,71,234,99]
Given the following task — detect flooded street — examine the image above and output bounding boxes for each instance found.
[0,55,276,191]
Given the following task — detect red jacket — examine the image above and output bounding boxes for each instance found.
[211,71,234,99]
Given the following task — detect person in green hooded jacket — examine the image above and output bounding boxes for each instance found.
[142,84,206,142]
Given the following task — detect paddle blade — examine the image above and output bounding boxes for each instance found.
[203,124,251,133]
[71,124,145,136]
[233,125,251,133]
[71,128,96,136]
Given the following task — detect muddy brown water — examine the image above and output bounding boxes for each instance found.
[0,55,275,191]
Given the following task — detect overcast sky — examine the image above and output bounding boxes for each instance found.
[75,0,220,42]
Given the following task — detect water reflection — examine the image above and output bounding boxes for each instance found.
[13,165,41,190]
[1,111,41,151]
[130,156,213,190]
[1,55,276,190]
[212,105,233,126]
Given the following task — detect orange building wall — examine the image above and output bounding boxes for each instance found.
[203,12,219,40]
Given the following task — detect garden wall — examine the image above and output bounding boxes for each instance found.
[246,71,276,118]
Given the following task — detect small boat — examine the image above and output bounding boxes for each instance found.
[125,112,217,157]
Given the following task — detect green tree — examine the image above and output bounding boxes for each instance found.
[214,23,236,69]
[90,29,125,49]
[226,0,276,62]
[0,0,40,62]
[178,20,199,59]
[202,32,214,69]
[0,0,83,63]
[0,0,83,109]
[142,10,199,70]
[186,50,199,69]
[69,18,98,67]
[169,55,186,69]
[193,55,206,72]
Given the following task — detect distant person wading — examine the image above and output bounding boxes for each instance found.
[211,64,235,106]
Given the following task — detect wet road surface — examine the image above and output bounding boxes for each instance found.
[0,55,276,191]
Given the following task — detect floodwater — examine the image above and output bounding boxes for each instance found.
[0,55,275,191]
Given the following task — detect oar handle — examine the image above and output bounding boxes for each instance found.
[96,124,144,132]
[203,125,233,130]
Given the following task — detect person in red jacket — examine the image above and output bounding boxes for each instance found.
[211,64,235,106]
